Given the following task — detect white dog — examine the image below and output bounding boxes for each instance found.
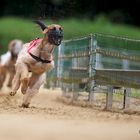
[0,39,23,89]
[10,20,63,108]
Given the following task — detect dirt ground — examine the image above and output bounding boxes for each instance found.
[0,86,140,140]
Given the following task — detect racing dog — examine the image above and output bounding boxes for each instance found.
[0,39,23,89]
[10,20,63,108]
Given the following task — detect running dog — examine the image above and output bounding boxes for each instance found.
[0,39,23,89]
[10,20,63,108]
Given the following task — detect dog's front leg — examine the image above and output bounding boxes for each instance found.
[10,63,29,96]
[7,69,15,88]
[10,70,21,96]
[0,66,7,90]
[22,73,46,108]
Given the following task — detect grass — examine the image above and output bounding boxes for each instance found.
[112,89,140,100]
[0,16,140,54]
[96,89,140,102]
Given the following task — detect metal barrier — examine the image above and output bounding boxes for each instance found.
[47,33,140,110]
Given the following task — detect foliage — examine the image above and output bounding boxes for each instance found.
[0,16,140,54]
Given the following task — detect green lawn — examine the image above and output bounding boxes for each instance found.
[0,16,140,53]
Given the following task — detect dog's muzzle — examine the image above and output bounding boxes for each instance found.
[48,29,63,46]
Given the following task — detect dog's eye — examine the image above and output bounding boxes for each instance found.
[59,27,62,31]
[53,27,56,30]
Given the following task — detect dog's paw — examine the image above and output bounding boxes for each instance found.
[21,89,27,95]
[9,92,16,96]
[21,103,30,108]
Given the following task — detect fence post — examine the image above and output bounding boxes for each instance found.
[88,34,97,102]
[56,44,60,87]
[56,42,64,87]
[106,86,113,110]
[123,88,131,109]
[95,51,103,69]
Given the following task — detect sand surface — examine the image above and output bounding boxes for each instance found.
[0,87,140,140]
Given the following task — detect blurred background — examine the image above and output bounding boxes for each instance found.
[0,0,140,53]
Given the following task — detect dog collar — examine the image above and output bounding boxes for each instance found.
[28,38,52,63]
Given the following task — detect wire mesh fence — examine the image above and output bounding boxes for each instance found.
[46,33,140,110]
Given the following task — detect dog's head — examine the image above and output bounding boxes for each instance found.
[34,20,63,46]
[8,40,23,58]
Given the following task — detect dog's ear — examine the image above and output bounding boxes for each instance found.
[33,20,48,34]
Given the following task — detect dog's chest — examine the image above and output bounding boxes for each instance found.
[17,44,54,74]
[27,61,54,74]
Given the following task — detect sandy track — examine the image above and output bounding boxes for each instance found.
[0,88,140,140]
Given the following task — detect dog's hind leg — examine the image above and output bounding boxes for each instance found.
[22,73,46,108]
